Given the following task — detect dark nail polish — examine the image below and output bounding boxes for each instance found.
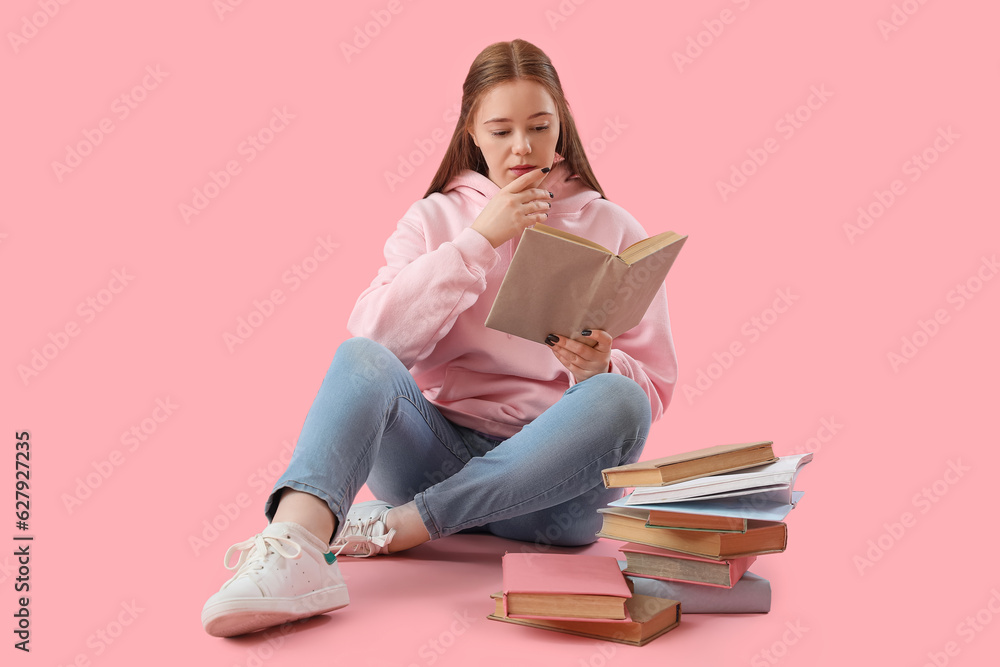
[547,201,551,208]
[545,334,558,345]
[541,167,550,173]
[549,191,554,198]
[582,329,592,336]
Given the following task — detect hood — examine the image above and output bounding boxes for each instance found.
[441,156,603,216]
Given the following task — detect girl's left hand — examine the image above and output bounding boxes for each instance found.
[546,329,613,384]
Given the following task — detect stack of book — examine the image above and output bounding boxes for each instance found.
[486,552,681,646]
[596,442,812,613]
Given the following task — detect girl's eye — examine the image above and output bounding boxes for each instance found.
[490,126,550,137]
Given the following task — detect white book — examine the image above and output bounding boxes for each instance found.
[639,484,791,503]
[610,491,805,522]
[625,454,812,505]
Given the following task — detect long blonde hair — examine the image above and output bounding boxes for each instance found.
[424,38,606,200]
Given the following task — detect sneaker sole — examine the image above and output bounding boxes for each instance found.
[202,585,350,637]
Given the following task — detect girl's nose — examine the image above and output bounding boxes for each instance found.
[513,132,530,155]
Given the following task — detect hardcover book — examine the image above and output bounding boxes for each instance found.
[623,568,771,614]
[643,509,748,533]
[619,542,756,588]
[601,442,776,489]
[487,591,681,646]
[597,506,787,560]
[501,552,632,621]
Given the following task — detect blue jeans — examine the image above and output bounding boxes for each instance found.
[263,337,651,547]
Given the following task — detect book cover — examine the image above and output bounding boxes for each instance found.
[644,505,747,533]
[501,552,632,621]
[644,511,748,533]
[622,567,772,614]
[487,591,681,646]
[484,223,686,345]
[600,442,776,488]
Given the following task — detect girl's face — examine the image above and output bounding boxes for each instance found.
[468,78,560,189]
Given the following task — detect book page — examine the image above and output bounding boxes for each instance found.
[612,491,805,522]
[533,223,612,254]
[619,232,686,264]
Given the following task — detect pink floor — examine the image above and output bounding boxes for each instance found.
[188,532,770,666]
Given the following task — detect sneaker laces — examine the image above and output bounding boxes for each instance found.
[222,532,303,586]
[331,513,396,558]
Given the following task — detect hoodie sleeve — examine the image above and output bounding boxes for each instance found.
[566,283,678,422]
[606,284,678,422]
[347,215,499,369]
[565,203,679,422]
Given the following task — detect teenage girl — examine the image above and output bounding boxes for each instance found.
[202,37,678,638]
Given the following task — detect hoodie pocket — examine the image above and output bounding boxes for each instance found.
[434,366,534,423]
[436,365,521,408]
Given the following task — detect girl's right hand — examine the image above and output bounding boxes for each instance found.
[470,167,554,248]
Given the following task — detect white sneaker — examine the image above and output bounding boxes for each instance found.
[201,521,349,637]
[331,500,396,558]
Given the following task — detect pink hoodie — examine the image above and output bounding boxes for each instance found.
[347,161,678,439]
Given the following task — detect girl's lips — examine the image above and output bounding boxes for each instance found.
[510,166,535,172]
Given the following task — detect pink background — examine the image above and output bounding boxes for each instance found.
[4,0,999,665]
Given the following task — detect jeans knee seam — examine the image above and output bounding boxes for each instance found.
[387,394,468,464]
[620,436,645,464]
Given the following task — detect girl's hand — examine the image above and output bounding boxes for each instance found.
[471,166,554,248]
[546,329,613,383]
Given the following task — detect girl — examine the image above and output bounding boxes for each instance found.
[202,38,678,638]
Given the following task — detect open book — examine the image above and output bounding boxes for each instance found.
[485,223,687,344]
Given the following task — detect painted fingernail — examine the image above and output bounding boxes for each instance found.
[549,191,554,198]
[541,167,550,173]
[545,334,558,345]
[582,329,592,336]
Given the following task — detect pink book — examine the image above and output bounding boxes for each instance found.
[619,542,756,588]
[501,552,633,622]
